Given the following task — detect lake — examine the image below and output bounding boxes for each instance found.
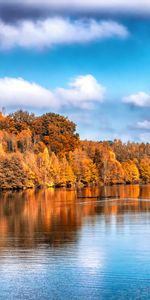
[0,185,150,299]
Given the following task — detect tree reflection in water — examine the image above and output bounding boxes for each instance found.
[0,185,150,249]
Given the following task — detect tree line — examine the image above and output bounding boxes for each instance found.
[0,110,150,189]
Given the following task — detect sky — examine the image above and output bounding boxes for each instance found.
[1,1,150,142]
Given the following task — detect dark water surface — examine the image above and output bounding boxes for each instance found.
[0,185,150,299]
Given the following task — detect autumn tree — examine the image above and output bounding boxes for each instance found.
[48,152,60,186]
[17,129,32,152]
[1,109,150,189]
[59,157,76,187]
[32,113,79,155]
[122,160,139,184]
[0,153,28,189]
[70,149,98,184]
[139,156,150,183]
[36,146,51,187]
[99,150,124,184]
[5,110,35,133]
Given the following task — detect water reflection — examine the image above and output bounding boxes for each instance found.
[1,185,150,299]
[0,185,150,249]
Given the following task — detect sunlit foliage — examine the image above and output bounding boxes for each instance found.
[0,110,149,189]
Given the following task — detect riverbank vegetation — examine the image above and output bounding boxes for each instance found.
[0,110,150,189]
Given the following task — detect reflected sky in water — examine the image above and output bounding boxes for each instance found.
[0,185,150,299]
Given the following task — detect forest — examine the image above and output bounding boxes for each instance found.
[0,110,150,189]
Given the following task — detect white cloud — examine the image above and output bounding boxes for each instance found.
[0,77,57,108]
[137,120,150,129]
[56,75,105,109]
[0,18,129,50]
[1,0,150,14]
[0,75,105,109]
[123,92,150,107]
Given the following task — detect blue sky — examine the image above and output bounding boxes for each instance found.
[1,1,150,142]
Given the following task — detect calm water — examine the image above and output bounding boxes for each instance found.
[0,185,150,299]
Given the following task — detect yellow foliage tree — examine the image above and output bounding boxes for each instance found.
[36,146,51,187]
[122,160,139,183]
[99,150,124,184]
[59,157,76,187]
[49,152,61,186]
[69,149,98,184]
[139,156,150,183]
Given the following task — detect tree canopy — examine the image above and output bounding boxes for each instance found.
[0,110,150,189]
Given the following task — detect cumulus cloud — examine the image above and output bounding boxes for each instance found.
[123,92,150,107]
[0,77,57,109]
[56,75,105,109]
[0,75,105,109]
[0,17,129,50]
[137,120,150,129]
